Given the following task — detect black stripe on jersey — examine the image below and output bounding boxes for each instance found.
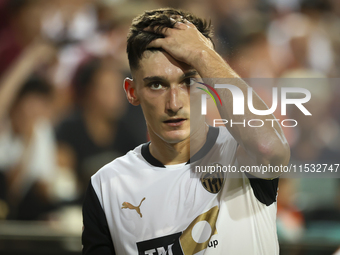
[141,126,220,167]
[82,180,116,255]
[187,126,219,164]
[245,172,279,206]
[141,142,166,168]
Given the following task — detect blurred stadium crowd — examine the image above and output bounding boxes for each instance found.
[0,0,339,253]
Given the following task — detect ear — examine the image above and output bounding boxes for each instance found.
[124,78,140,106]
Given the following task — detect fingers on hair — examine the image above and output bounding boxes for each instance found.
[146,38,163,49]
[127,8,213,70]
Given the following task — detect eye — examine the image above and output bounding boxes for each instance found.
[149,82,164,90]
[184,77,197,86]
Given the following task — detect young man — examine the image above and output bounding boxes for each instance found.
[82,8,290,255]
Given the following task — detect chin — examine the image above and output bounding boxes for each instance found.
[161,129,190,144]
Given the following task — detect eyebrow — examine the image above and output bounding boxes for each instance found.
[143,70,198,83]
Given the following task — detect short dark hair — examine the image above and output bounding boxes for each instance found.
[7,0,41,16]
[72,57,102,102]
[72,56,122,104]
[127,8,213,71]
[16,74,53,102]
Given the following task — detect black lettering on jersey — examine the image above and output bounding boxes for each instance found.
[200,165,224,194]
[208,240,218,248]
[137,232,184,255]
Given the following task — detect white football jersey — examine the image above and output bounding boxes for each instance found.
[82,126,279,255]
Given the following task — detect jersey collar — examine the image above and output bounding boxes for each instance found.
[141,126,219,168]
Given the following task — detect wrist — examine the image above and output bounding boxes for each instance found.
[193,48,240,79]
[192,48,226,76]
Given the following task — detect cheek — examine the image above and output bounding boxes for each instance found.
[142,98,162,116]
[139,95,165,122]
[138,87,164,108]
[181,87,191,106]
[21,96,51,118]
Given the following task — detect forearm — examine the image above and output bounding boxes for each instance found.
[193,49,290,171]
[0,42,55,123]
[0,52,36,122]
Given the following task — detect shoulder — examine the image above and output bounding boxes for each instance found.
[55,111,84,139]
[90,143,147,206]
[57,111,82,128]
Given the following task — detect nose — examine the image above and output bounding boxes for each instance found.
[166,85,183,115]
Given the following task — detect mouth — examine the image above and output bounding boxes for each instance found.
[163,118,187,127]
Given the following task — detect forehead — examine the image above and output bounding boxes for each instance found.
[133,51,195,84]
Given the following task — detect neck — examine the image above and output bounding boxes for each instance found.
[149,124,209,165]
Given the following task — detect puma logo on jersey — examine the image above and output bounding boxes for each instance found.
[121,197,146,217]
